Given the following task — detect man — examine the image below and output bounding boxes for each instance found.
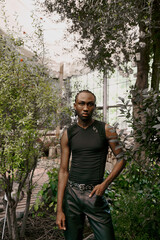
[56,90,125,240]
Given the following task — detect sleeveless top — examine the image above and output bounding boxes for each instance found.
[67,120,109,185]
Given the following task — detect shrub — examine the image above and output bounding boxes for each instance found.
[34,168,59,212]
[107,88,160,240]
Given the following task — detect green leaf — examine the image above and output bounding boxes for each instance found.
[153,124,160,129]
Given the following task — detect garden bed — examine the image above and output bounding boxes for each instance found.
[0,207,93,240]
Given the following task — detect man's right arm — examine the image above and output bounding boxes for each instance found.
[56,129,70,230]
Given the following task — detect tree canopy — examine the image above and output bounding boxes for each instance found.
[43,0,160,90]
[0,31,60,239]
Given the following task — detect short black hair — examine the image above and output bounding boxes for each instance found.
[75,90,96,103]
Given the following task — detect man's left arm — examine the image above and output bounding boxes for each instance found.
[89,124,125,197]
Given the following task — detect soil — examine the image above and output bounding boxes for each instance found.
[0,207,93,240]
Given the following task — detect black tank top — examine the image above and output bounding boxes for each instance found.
[67,120,109,185]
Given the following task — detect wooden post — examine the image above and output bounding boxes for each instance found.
[56,63,64,138]
[103,72,108,122]
[59,63,64,93]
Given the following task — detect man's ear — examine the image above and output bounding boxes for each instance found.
[94,104,96,109]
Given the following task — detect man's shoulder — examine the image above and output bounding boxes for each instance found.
[94,119,105,124]
[67,122,79,141]
[93,120,107,139]
[67,122,78,131]
[95,120,113,129]
[94,119,106,128]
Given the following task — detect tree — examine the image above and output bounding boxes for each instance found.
[151,0,160,91]
[42,0,160,90]
[0,32,60,239]
[109,89,160,239]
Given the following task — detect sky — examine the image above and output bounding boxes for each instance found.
[0,0,89,78]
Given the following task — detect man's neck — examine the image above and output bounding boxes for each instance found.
[77,118,94,129]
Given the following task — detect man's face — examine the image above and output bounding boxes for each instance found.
[74,92,96,121]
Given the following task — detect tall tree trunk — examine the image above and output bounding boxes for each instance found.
[8,205,19,240]
[134,21,150,121]
[6,203,12,239]
[20,168,36,238]
[20,188,32,238]
[135,25,150,90]
[151,0,160,91]
[133,6,150,163]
